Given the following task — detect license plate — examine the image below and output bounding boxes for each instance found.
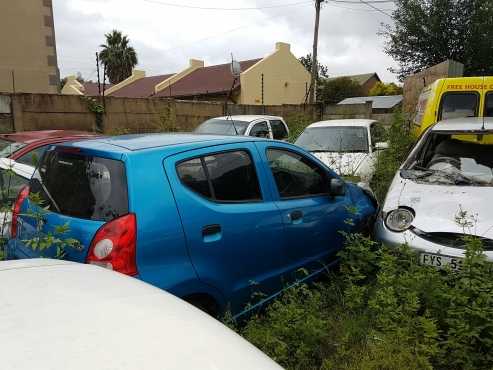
[420,253,463,271]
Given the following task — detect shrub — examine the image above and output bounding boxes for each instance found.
[285,113,313,143]
[240,234,493,370]
[370,111,414,203]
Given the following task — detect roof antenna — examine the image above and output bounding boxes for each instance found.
[225,53,241,135]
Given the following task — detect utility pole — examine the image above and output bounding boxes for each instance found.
[309,0,323,104]
[96,52,101,96]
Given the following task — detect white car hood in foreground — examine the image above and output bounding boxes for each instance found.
[313,152,374,180]
[384,174,493,238]
[0,259,282,370]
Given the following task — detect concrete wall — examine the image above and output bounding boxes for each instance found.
[0,0,59,94]
[402,60,464,113]
[6,93,397,135]
[239,43,311,105]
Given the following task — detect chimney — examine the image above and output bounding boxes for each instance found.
[275,42,291,52]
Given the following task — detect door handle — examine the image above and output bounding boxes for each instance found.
[289,210,303,222]
[202,224,221,237]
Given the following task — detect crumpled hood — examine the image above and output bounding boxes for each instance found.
[383,174,493,238]
[312,152,372,178]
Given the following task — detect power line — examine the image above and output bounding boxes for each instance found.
[142,0,312,10]
[358,0,393,16]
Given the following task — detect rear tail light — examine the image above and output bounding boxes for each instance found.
[11,185,30,238]
[86,213,138,276]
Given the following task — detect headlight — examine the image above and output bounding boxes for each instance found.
[385,208,414,232]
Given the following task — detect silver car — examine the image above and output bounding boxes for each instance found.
[375,117,493,270]
[195,115,289,140]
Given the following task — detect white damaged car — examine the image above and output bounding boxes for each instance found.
[295,119,388,185]
[375,118,493,270]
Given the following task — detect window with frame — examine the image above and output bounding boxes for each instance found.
[485,92,493,117]
[370,123,386,146]
[270,120,288,140]
[177,150,262,202]
[266,148,328,199]
[439,92,479,120]
[249,122,270,138]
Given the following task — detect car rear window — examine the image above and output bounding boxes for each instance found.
[30,150,128,221]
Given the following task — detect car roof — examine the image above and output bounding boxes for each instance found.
[212,115,283,122]
[0,259,282,370]
[68,133,269,153]
[432,117,493,132]
[307,119,376,129]
[0,130,97,144]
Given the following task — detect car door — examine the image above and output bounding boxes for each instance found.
[163,142,287,315]
[255,142,351,279]
[248,121,271,139]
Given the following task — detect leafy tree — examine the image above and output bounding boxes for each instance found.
[317,77,362,104]
[383,0,493,80]
[99,30,138,84]
[369,82,403,96]
[299,53,329,78]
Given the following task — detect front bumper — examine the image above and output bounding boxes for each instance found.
[373,213,493,262]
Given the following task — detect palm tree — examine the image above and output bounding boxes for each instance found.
[99,30,138,84]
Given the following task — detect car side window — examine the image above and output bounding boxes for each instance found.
[485,92,493,117]
[177,150,262,202]
[266,148,328,199]
[176,158,212,199]
[370,123,386,145]
[438,92,479,120]
[16,144,51,166]
[270,120,288,140]
[249,122,270,138]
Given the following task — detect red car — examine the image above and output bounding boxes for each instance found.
[0,130,99,166]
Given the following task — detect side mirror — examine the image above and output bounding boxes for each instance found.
[329,178,346,197]
[374,142,389,150]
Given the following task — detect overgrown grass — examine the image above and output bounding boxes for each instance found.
[239,234,493,370]
[370,111,414,203]
[285,112,313,143]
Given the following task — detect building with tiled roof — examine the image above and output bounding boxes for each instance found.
[62,42,311,105]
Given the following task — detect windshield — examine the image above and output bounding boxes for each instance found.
[30,150,128,221]
[402,132,493,186]
[295,126,369,153]
[194,119,249,136]
[0,139,26,158]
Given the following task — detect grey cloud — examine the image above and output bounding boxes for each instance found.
[54,0,398,83]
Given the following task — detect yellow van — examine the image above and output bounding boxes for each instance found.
[413,76,493,136]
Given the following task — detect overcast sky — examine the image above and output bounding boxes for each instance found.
[53,0,399,83]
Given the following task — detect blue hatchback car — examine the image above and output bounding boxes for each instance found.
[8,134,376,317]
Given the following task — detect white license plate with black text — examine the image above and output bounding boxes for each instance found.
[420,253,463,271]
